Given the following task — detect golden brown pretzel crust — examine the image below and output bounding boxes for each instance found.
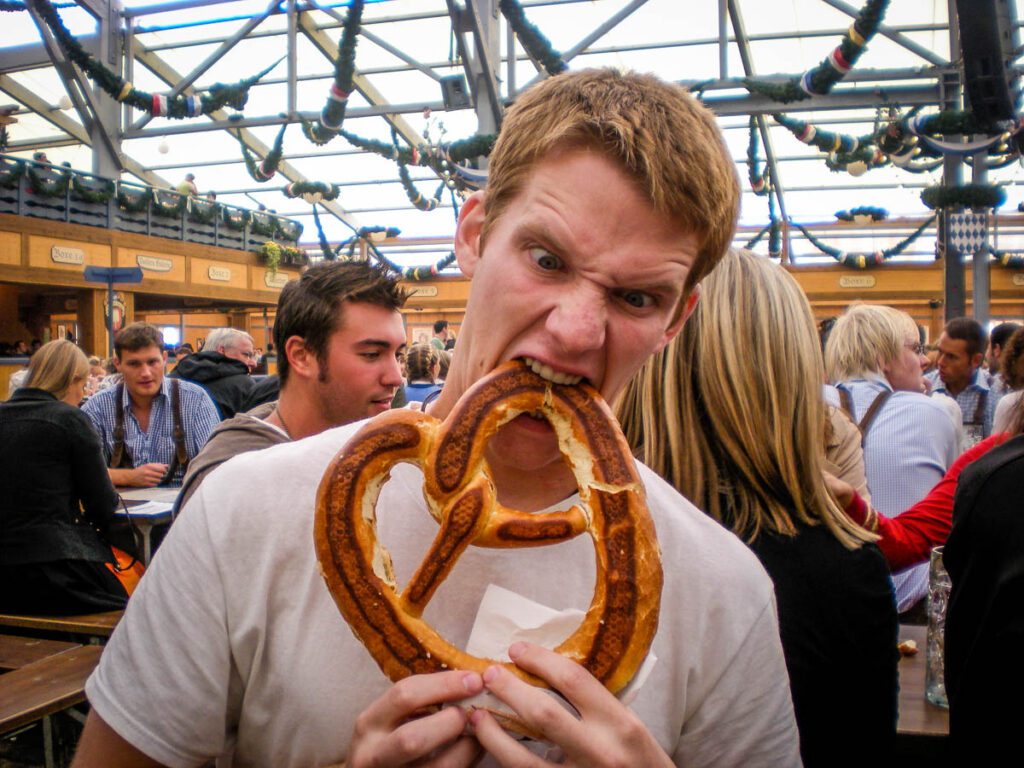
[314,360,663,694]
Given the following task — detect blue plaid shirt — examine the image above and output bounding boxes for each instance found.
[927,368,1001,441]
[82,377,220,486]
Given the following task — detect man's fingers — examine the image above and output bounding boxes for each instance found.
[418,734,483,768]
[469,709,544,768]
[505,642,617,718]
[360,671,483,731]
[369,705,469,766]
[479,662,582,751]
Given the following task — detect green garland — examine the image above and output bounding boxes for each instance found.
[26,162,70,197]
[0,156,24,189]
[188,198,219,224]
[498,0,567,76]
[921,184,1006,211]
[835,206,888,222]
[773,113,875,157]
[151,189,187,218]
[240,123,287,182]
[746,117,770,195]
[116,185,152,213]
[300,0,363,145]
[0,1,26,10]
[989,248,1024,269]
[276,218,303,242]
[340,130,496,176]
[283,180,340,202]
[398,161,446,211]
[250,210,278,238]
[220,206,249,230]
[908,111,988,137]
[29,0,275,119]
[71,173,114,204]
[791,215,936,268]
[743,223,772,250]
[744,0,888,103]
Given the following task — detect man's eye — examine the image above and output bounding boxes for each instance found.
[530,248,562,271]
[619,290,654,309]
[361,352,381,361]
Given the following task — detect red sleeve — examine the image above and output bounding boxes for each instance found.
[873,433,1010,571]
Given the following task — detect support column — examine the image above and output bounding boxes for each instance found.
[90,0,124,177]
[970,153,990,325]
[77,288,108,357]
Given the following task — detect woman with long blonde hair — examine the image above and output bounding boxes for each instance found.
[0,339,130,613]
[618,250,898,766]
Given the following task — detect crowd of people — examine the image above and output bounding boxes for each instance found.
[0,68,1022,767]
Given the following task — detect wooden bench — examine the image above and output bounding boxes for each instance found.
[0,644,102,735]
[0,611,122,640]
[0,634,80,672]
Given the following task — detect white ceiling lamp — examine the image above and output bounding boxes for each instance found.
[158,139,170,155]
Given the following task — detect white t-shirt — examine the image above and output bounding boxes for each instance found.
[993,389,1022,434]
[86,421,801,768]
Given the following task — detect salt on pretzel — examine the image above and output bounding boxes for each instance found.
[314,359,663,698]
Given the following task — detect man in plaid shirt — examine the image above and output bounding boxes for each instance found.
[929,317,1002,445]
[83,323,219,487]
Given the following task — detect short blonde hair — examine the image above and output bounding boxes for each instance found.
[825,303,917,381]
[484,68,739,295]
[617,250,874,549]
[25,340,89,400]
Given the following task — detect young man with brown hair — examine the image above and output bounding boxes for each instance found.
[176,260,408,509]
[82,323,219,487]
[74,70,798,767]
[930,316,1000,442]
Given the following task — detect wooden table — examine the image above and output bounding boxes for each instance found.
[897,624,949,737]
[0,635,80,672]
[0,644,103,734]
[0,611,122,639]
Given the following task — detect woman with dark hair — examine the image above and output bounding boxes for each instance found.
[0,339,131,614]
[617,250,897,766]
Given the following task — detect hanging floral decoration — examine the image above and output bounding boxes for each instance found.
[116,184,152,213]
[790,215,936,268]
[222,206,250,231]
[835,206,888,223]
[300,0,364,146]
[745,117,770,195]
[256,240,306,273]
[920,184,1006,211]
[0,156,23,188]
[240,122,287,182]
[151,189,187,218]
[26,162,70,198]
[29,0,277,119]
[744,0,888,103]
[498,0,568,76]
[71,173,115,204]
[277,218,303,241]
[398,161,446,211]
[283,180,340,204]
[0,1,26,10]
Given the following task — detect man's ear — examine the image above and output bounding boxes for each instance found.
[454,190,486,278]
[161,350,168,365]
[284,336,318,381]
[971,352,984,370]
[655,285,701,353]
[113,356,123,373]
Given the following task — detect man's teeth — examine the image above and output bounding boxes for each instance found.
[522,357,582,385]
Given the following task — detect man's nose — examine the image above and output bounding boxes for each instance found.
[546,285,607,355]
[381,354,404,386]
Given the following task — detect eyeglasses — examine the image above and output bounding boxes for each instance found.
[904,342,926,355]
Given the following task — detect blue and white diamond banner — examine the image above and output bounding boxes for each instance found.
[947,212,988,255]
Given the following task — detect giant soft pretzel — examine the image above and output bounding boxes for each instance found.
[314,359,663,698]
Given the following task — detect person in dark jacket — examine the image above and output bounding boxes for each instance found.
[0,340,128,614]
[170,327,257,419]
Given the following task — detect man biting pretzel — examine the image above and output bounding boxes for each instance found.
[73,69,800,768]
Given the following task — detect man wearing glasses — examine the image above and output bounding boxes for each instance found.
[170,327,258,420]
[824,303,958,617]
